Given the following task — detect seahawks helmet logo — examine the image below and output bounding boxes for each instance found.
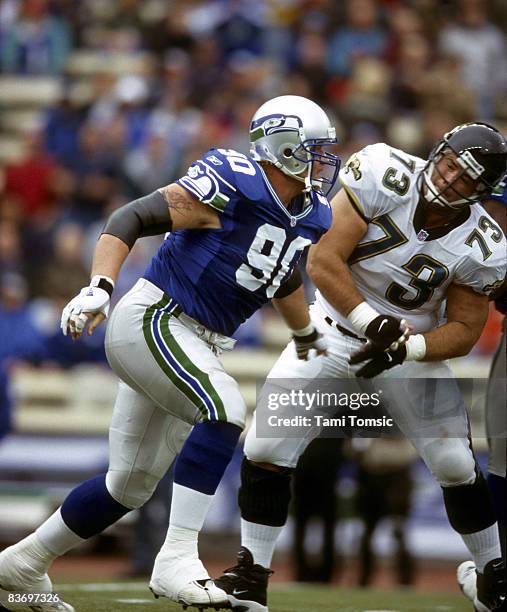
[250,114,302,142]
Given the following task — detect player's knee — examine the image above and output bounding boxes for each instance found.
[423,441,476,486]
[238,457,293,526]
[244,437,290,468]
[211,375,247,430]
[106,469,160,509]
[222,413,246,430]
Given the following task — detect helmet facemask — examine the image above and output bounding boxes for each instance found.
[423,146,490,210]
[292,138,341,196]
[422,123,507,210]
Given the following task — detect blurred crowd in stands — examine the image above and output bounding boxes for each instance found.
[0,0,506,437]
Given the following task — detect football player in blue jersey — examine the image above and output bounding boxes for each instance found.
[458,178,507,611]
[0,95,341,612]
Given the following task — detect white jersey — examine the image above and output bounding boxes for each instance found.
[317,143,507,333]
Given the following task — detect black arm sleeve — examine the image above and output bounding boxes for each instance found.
[273,267,303,299]
[101,190,173,249]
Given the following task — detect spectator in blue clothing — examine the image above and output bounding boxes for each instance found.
[327,0,387,78]
[43,86,88,163]
[0,271,26,441]
[0,363,12,440]
[214,0,265,60]
[63,123,120,225]
[0,272,44,443]
[0,272,46,363]
[0,0,72,75]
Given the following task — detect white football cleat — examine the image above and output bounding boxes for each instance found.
[150,547,228,610]
[0,536,74,612]
[458,560,478,603]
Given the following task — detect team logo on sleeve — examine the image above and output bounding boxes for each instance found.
[344,154,362,180]
[482,278,505,295]
[180,161,231,211]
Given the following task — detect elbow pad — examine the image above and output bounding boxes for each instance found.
[102,190,172,249]
[274,268,303,298]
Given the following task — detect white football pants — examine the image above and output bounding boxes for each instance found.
[245,301,476,488]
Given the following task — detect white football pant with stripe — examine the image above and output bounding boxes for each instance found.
[104,278,247,509]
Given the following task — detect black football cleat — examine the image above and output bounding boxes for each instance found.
[457,559,507,612]
[475,558,506,612]
[215,547,273,612]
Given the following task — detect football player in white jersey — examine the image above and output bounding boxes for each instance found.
[215,123,507,612]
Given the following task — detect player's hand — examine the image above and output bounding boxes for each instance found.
[293,327,328,360]
[61,286,110,340]
[364,315,410,351]
[349,342,407,378]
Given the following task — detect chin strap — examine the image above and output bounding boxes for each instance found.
[423,165,470,210]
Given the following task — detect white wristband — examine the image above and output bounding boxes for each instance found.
[292,323,315,337]
[405,334,426,361]
[346,302,379,335]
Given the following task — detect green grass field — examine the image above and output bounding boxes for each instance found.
[51,581,473,612]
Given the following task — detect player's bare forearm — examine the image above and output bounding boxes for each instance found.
[420,283,488,361]
[308,252,365,316]
[272,285,311,331]
[422,321,482,360]
[91,234,130,282]
[307,188,368,316]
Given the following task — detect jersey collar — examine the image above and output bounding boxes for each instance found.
[413,197,471,241]
[256,162,314,225]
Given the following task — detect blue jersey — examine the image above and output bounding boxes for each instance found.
[490,177,507,205]
[144,148,332,336]
[488,178,507,313]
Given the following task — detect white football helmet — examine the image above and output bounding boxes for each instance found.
[249,95,340,195]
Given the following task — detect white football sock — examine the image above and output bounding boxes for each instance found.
[162,525,200,558]
[36,509,86,556]
[169,483,213,531]
[157,483,213,556]
[461,523,502,572]
[241,518,283,568]
[8,533,57,575]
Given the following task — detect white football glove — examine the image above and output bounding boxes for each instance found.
[292,325,328,360]
[61,277,113,338]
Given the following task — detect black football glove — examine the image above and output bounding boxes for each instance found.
[364,315,409,351]
[293,327,328,360]
[349,341,407,378]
